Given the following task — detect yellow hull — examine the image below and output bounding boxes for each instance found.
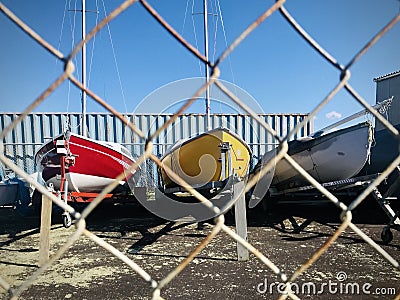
[160,128,251,192]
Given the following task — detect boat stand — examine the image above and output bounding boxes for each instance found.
[52,141,110,228]
[52,139,137,227]
[268,173,400,244]
[278,217,313,234]
[56,140,76,228]
[156,141,249,261]
[370,166,400,244]
[155,178,249,261]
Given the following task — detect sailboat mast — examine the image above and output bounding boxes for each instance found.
[203,0,211,131]
[81,0,87,137]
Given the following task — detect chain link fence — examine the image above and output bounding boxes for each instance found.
[0,0,399,299]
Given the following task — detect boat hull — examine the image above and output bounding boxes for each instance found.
[35,133,137,193]
[159,127,251,194]
[254,121,373,192]
[0,181,19,206]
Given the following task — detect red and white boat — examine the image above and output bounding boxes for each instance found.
[34,1,138,194]
[35,131,138,193]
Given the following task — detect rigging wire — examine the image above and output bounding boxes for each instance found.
[56,1,68,71]
[216,0,236,87]
[181,0,190,34]
[208,0,218,114]
[57,0,70,132]
[216,0,237,113]
[67,0,77,117]
[211,0,218,63]
[191,0,203,76]
[60,1,72,132]
[65,0,82,132]
[69,0,80,84]
[87,0,99,91]
[101,0,128,114]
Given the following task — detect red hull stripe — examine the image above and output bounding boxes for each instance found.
[67,135,136,180]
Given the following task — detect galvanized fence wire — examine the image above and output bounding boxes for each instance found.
[0,0,399,299]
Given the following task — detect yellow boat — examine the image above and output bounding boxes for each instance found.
[159,127,251,197]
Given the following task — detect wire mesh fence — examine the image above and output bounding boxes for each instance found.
[0,0,399,299]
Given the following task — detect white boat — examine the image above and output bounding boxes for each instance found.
[0,164,30,208]
[0,176,19,206]
[252,121,374,193]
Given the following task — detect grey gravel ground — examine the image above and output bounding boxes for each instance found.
[0,196,399,300]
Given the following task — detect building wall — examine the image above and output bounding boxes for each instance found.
[375,71,400,130]
[0,112,312,186]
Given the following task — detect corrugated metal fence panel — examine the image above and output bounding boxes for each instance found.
[375,74,400,130]
[0,112,311,186]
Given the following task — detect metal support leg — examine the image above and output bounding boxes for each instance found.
[62,180,72,228]
[372,187,400,244]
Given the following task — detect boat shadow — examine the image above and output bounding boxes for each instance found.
[244,194,400,249]
[82,193,400,254]
[82,203,237,261]
[0,207,64,255]
[2,192,397,260]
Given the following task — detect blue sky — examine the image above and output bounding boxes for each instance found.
[0,0,399,130]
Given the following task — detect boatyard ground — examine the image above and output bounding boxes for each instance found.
[0,197,399,300]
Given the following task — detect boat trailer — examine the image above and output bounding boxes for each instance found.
[269,171,400,244]
[33,149,111,228]
[40,140,138,228]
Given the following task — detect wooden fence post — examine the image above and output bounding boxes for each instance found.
[38,193,52,267]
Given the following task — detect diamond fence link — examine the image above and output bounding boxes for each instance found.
[0,0,399,299]
[1,144,36,177]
